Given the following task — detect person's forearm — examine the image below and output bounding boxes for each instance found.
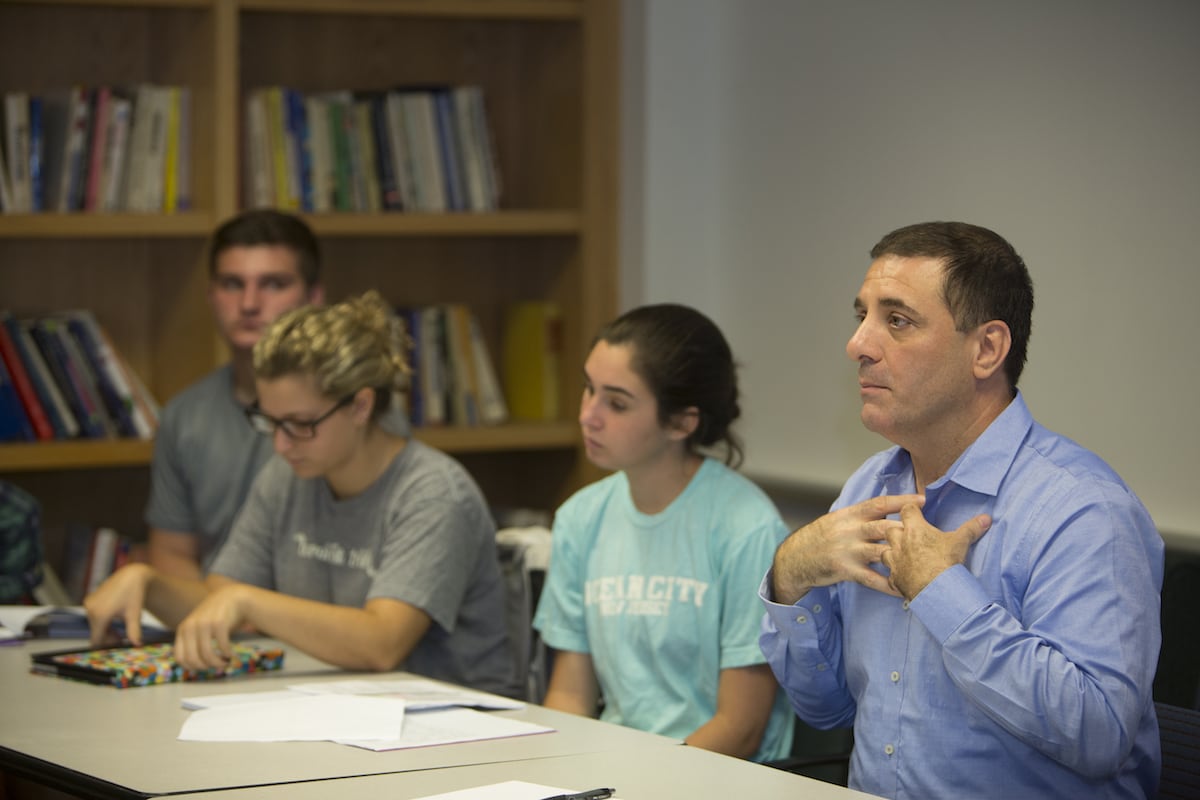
[685,712,764,759]
[142,568,211,628]
[541,686,599,717]
[238,587,422,671]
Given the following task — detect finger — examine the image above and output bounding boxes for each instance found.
[957,514,992,544]
[86,609,112,647]
[214,629,235,666]
[856,566,903,598]
[864,518,900,543]
[862,493,925,520]
[123,609,143,647]
[899,502,928,526]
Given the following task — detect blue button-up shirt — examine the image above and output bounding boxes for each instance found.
[760,393,1163,799]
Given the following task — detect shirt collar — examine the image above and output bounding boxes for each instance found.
[875,391,1034,498]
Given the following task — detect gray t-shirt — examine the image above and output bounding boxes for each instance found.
[209,440,516,696]
[145,364,412,571]
[145,365,272,570]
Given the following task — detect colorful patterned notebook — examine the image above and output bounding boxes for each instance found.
[30,642,285,688]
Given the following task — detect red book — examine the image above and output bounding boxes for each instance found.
[0,316,54,440]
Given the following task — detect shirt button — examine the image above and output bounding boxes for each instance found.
[884,744,895,756]
[902,600,910,611]
[795,614,808,624]
[812,604,822,613]
[890,671,900,682]
[816,663,828,672]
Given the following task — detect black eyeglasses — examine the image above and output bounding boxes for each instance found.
[244,394,355,440]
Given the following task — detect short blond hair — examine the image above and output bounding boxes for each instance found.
[253,290,410,419]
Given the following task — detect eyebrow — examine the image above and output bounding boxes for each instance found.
[582,370,636,399]
[854,296,925,322]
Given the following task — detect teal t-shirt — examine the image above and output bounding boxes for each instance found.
[533,457,793,761]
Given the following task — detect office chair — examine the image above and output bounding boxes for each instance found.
[1157,701,1200,799]
[764,717,853,786]
[496,526,552,704]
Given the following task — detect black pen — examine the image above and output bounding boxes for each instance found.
[539,788,615,800]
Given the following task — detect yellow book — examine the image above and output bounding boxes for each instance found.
[162,86,179,213]
[264,87,298,210]
[502,302,562,422]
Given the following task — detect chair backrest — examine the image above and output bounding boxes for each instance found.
[1157,700,1200,799]
[496,526,552,704]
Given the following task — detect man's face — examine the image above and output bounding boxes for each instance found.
[846,255,978,450]
[208,245,319,353]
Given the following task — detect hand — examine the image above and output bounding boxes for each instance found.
[771,494,924,604]
[173,584,249,671]
[83,563,153,646]
[880,503,991,600]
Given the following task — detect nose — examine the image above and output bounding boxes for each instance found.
[239,283,261,312]
[579,390,600,430]
[272,426,292,454]
[846,317,878,364]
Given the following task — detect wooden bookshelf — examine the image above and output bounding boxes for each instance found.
[0,1,618,539]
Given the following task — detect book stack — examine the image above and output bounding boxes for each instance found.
[0,84,191,214]
[0,309,159,443]
[394,304,508,429]
[244,85,500,213]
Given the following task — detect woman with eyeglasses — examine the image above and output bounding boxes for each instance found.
[83,291,516,696]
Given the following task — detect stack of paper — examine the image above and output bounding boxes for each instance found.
[178,677,553,749]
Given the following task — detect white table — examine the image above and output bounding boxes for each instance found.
[0,638,677,799]
[178,743,883,800]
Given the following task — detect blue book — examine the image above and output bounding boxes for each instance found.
[64,314,138,437]
[28,94,44,211]
[0,346,34,442]
[432,89,467,211]
[285,88,313,212]
[1,312,70,438]
[29,320,106,439]
[395,306,423,427]
[366,92,401,211]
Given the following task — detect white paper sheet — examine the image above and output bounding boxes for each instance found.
[289,677,525,710]
[337,706,553,751]
[180,689,305,711]
[178,693,406,742]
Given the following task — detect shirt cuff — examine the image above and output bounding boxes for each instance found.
[909,563,991,643]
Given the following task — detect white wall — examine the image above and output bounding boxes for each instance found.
[621,0,1200,541]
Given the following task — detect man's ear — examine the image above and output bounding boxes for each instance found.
[668,407,700,441]
[973,320,1011,381]
[308,283,326,307]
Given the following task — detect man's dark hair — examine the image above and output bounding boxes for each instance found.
[208,209,321,287]
[870,221,1034,389]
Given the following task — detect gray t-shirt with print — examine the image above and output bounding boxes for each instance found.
[209,440,516,696]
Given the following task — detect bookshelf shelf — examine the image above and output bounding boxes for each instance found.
[0,440,156,472]
[0,213,215,239]
[0,421,579,473]
[0,0,617,556]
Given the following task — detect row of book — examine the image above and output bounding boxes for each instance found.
[0,309,159,443]
[246,85,500,214]
[59,523,145,604]
[400,304,507,428]
[0,84,191,214]
[398,301,562,429]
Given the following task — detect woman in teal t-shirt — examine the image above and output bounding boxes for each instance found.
[533,304,793,761]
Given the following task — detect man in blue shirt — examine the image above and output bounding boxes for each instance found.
[759,221,1163,799]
